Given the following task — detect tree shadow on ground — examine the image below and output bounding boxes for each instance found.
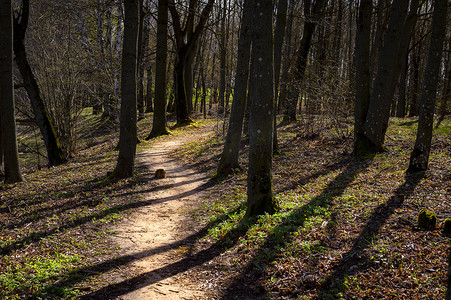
[219,156,374,299]
[314,171,425,299]
[30,204,253,299]
[0,174,216,256]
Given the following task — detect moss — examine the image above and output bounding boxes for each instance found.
[417,209,437,230]
[442,218,451,234]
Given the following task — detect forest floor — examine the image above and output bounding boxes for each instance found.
[0,113,450,299]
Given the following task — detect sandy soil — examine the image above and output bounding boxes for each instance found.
[111,128,214,299]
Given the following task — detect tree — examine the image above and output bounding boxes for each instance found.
[356,0,411,152]
[111,0,140,179]
[281,0,328,124]
[217,0,253,175]
[246,0,278,217]
[353,0,371,152]
[272,0,288,153]
[408,0,447,173]
[0,0,22,183]
[147,0,171,139]
[168,0,214,126]
[13,0,66,167]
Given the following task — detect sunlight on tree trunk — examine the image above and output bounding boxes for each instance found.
[111,0,140,179]
[246,0,278,218]
[408,0,447,173]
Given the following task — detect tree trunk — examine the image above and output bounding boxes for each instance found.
[246,0,278,218]
[137,4,146,120]
[272,0,288,154]
[145,64,153,112]
[358,0,410,152]
[277,0,294,113]
[111,0,140,179]
[438,50,451,119]
[147,0,170,139]
[353,0,371,154]
[169,0,214,126]
[217,0,253,175]
[281,0,327,125]
[174,46,195,125]
[218,0,227,115]
[0,0,22,183]
[408,0,446,173]
[13,0,66,167]
[396,54,408,117]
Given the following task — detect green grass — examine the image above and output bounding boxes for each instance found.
[0,253,82,299]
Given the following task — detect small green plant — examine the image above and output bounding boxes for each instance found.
[417,209,437,230]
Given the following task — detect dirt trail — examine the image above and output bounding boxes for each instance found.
[111,127,214,299]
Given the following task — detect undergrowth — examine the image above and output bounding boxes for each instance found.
[174,117,451,299]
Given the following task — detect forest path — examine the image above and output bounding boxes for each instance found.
[111,124,215,299]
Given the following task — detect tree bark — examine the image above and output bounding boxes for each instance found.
[217,0,253,175]
[147,0,170,139]
[246,0,278,217]
[169,0,214,126]
[353,0,371,154]
[218,0,227,115]
[358,0,410,152]
[137,2,146,120]
[277,0,294,113]
[0,0,22,183]
[272,0,288,154]
[111,0,140,179]
[408,0,446,173]
[396,54,408,117]
[13,0,66,167]
[281,0,328,124]
[145,63,153,113]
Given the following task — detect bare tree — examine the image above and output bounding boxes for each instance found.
[168,0,214,126]
[13,0,66,167]
[0,0,22,183]
[408,0,447,173]
[217,0,253,175]
[111,0,140,179]
[246,0,278,217]
[147,0,170,139]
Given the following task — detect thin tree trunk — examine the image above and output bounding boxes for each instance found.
[396,54,408,117]
[281,0,328,124]
[277,0,294,113]
[272,0,288,154]
[147,0,170,139]
[137,4,146,120]
[408,0,446,173]
[13,0,66,167]
[358,0,410,152]
[217,0,253,175]
[112,0,140,179]
[145,63,153,112]
[169,0,214,126]
[0,0,22,183]
[218,0,227,115]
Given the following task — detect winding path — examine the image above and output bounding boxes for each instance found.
[111,127,213,299]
